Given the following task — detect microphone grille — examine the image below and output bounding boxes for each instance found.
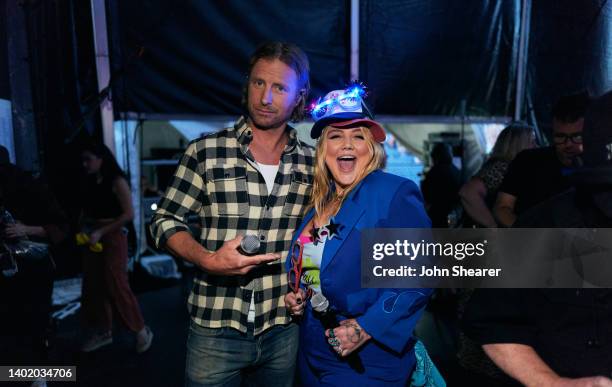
[240,235,261,254]
[310,292,329,313]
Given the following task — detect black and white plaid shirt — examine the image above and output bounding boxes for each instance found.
[150,116,314,335]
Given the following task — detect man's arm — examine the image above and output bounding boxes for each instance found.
[494,192,517,227]
[166,231,279,276]
[150,142,278,276]
[483,343,612,387]
[150,141,208,252]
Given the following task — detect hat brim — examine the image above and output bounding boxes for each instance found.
[311,114,386,143]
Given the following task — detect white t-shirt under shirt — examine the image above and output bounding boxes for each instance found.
[248,162,280,323]
[257,162,279,194]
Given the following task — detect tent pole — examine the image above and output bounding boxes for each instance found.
[350,0,359,81]
[90,0,115,154]
[514,0,532,121]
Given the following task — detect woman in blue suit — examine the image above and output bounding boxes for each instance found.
[285,87,434,386]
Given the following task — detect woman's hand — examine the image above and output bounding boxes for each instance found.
[88,230,103,245]
[284,288,306,317]
[325,319,371,357]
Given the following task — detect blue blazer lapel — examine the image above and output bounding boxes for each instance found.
[295,209,315,240]
[320,197,365,272]
[286,208,315,273]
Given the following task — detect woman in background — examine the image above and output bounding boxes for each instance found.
[459,123,536,227]
[456,123,536,384]
[79,143,153,353]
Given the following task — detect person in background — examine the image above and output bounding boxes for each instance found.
[285,87,436,386]
[421,143,462,227]
[464,90,612,386]
[454,124,536,385]
[494,93,589,227]
[459,123,536,228]
[0,145,69,367]
[79,142,153,354]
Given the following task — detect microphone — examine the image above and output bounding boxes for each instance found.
[239,235,261,255]
[310,292,329,311]
[310,292,365,373]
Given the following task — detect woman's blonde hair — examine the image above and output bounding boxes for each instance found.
[489,123,535,162]
[310,126,386,217]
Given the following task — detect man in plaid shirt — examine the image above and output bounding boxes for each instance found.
[150,42,314,386]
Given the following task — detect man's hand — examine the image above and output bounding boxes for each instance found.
[325,319,371,357]
[199,236,280,276]
[3,222,28,238]
[285,288,306,317]
[552,376,612,387]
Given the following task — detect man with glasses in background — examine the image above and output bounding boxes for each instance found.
[494,92,590,227]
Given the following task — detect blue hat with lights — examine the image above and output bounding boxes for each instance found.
[310,85,386,142]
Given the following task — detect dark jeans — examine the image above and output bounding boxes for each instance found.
[185,320,298,387]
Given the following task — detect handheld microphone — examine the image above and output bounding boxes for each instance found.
[311,292,336,326]
[310,292,329,312]
[310,292,365,373]
[239,235,261,255]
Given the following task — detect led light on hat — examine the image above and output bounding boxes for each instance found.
[310,83,368,121]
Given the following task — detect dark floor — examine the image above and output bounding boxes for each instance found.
[46,281,190,387]
[31,273,509,387]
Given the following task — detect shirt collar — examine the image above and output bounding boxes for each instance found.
[233,116,300,157]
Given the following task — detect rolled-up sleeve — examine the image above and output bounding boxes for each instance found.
[150,141,206,249]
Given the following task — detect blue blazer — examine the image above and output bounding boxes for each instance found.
[286,170,433,356]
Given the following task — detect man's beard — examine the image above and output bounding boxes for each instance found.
[248,106,293,131]
[560,152,582,167]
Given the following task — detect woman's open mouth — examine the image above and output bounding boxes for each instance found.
[337,155,356,172]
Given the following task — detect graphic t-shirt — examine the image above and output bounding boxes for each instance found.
[298,223,335,293]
